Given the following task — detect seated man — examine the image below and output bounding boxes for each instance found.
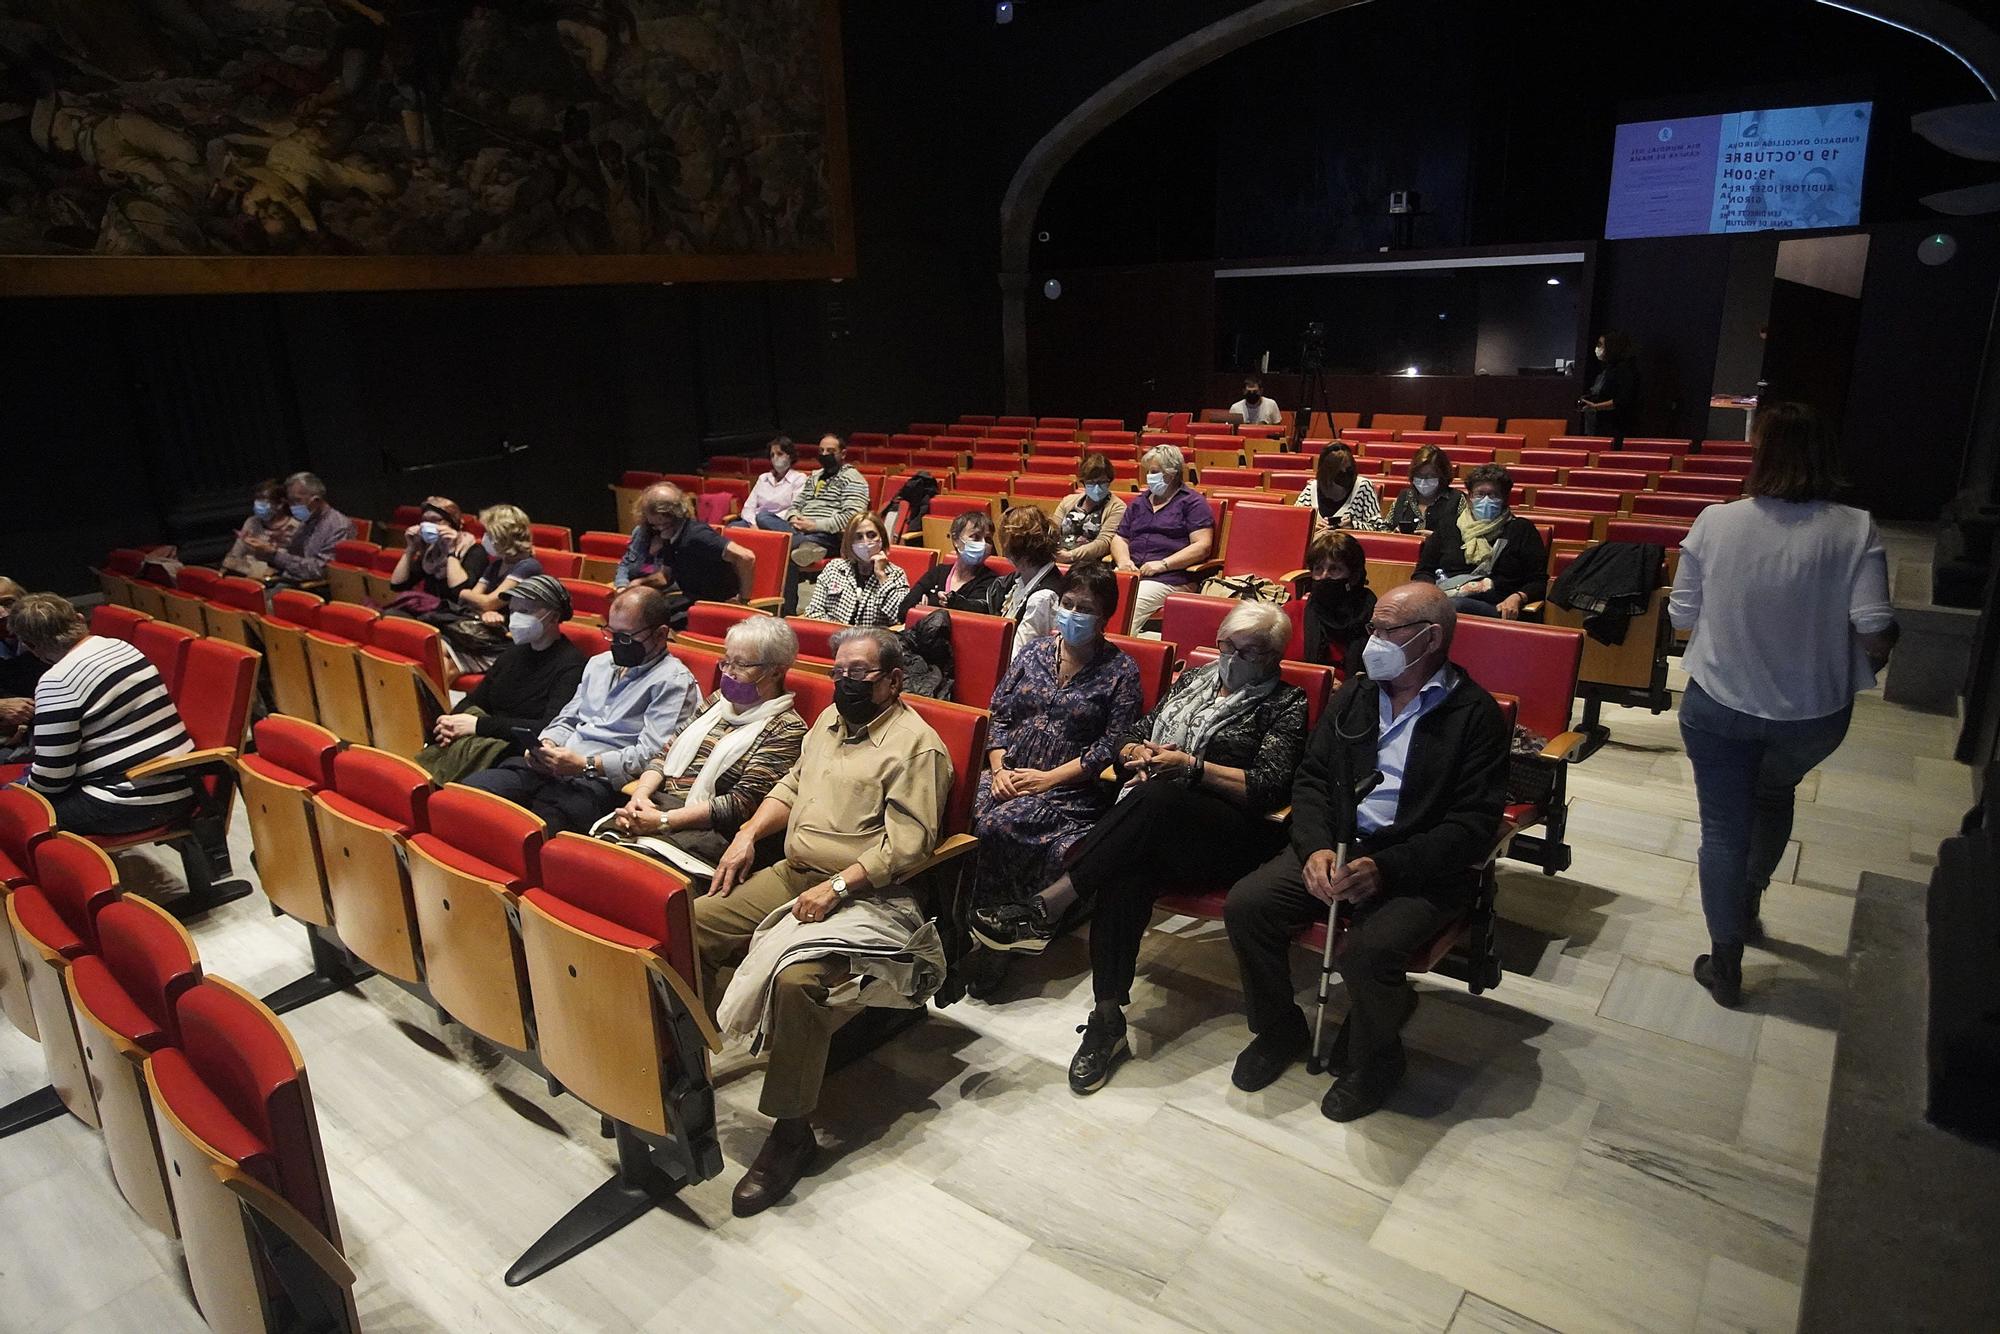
[614,481,756,606]
[1224,582,1508,1121]
[8,593,196,834]
[245,470,354,589]
[1228,375,1282,426]
[0,577,45,760]
[462,586,699,834]
[698,626,952,1217]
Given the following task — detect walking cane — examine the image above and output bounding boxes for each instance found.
[1307,767,1383,1076]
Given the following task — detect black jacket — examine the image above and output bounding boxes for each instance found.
[1414,515,1548,606]
[1290,666,1509,900]
[1302,582,1375,674]
[1388,485,1463,536]
[1549,540,1664,645]
[899,561,1003,619]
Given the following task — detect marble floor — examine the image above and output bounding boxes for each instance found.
[1,535,1969,1334]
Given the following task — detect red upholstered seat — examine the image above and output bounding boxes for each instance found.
[785,616,844,665]
[669,642,723,693]
[684,601,768,642]
[367,616,448,693]
[902,695,990,839]
[1448,618,1582,743]
[89,604,151,641]
[1184,647,1336,730]
[1632,493,1726,520]
[579,530,630,561]
[0,788,55,888]
[1106,633,1174,712]
[1158,593,1234,663]
[731,526,794,611]
[210,577,267,614]
[904,607,1014,710]
[130,618,197,694]
[68,898,199,1049]
[561,578,614,622]
[561,622,610,657]
[10,886,89,958]
[785,668,834,724]
[531,547,583,579]
[1217,502,1312,582]
[239,715,339,791]
[27,834,120,953]
[314,603,379,645]
[532,833,692,981]
[530,523,574,550]
[1518,449,1591,470]
[407,785,542,889]
[324,747,427,833]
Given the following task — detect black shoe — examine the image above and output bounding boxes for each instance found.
[961,947,1009,1001]
[1321,1049,1406,1122]
[1232,1013,1309,1091]
[1694,950,1744,1008]
[1068,1008,1128,1094]
[971,899,1054,954]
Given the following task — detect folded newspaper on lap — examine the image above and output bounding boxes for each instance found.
[589,820,717,879]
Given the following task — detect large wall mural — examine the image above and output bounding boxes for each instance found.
[0,0,852,292]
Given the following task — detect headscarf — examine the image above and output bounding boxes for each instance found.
[508,573,572,620]
[1455,500,1510,565]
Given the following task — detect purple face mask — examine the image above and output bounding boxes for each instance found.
[719,672,763,709]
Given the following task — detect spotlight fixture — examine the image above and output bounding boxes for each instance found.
[1404,365,1420,377]
[1919,232,1958,265]
[995,0,1013,23]
[1546,277,1562,286]
[1042,278,1063,299]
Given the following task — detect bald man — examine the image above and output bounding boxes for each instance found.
[1224,582,1509,1121]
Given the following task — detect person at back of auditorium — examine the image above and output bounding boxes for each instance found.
[1580,331,1641,445]
[802,511,908,627]
[418,575,586,784]
[974,602,1307,1094]
[460,585,699,834]
[0,577,47,762]
[244,471,352,589]
[1225,582,1508,1121]
[387,496,489,609]
[219,478,298,581]
[1411,464,1545,620]
[697,627,952,1217]
[735,435,809,531]
[1296,444,1387,533]
[1385,445,1462,536]
[787,433,871,566]
[1670,402,1896,1008]
[1113,443,1215,630]
[1230,375,1282,426]
[615,481,755,605]
[7,593,196,834]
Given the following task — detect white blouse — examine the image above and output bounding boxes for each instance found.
[1669,497,1894,721]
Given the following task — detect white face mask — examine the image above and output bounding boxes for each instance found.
[1412,476,1440,498]
[770,455,790,476]
[1146,471,1170,498]
[1361,624,1430,682]
[508,610,549,646]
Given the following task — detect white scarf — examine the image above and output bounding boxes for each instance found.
[655,690,795,807]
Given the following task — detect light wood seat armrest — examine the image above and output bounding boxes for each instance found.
[1187,560,1223,579]
[904,832,979,879]
[1264,804,1293,824]
[642,955,725,1054]
[1541,731,1590,763]
[128,747,238,780]
[748,596,784,613]
[1279,567,1309,585]
[213,1165,356,1289]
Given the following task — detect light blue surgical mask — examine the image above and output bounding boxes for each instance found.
[482,535,498,558]
[1471,495,1504,522]
[289,502,312,522]
[1056,607,1101,646]
[1146,471,1169,499]
[252,500,274,520]
[419,521,442,544]
[1084,482,1110,504]
[1412,476,1440,498]
[958,539,988,565]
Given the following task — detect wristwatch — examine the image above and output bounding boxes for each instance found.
[829,874,851,905]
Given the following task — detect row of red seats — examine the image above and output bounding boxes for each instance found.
[0,789,357,1330]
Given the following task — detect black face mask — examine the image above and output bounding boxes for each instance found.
[609,634,652,668]
[1309,577,1352,605]
[1244,391,1261,403]
[819,453,840,473]
[832,676,883,727]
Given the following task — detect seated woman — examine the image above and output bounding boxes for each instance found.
[972,601,1308,1092]
[900,510,1001,616]
[734,434,809,530]
[1114,443,1215,630]
[802,510,909,627]
[998,505,1063,658]
[1295,445,1387,533]
[387,496,488,611]
[220,477,297,580]
[1299,529,1375,677]
[601,616,807,878]
[969,562,1143,941]
[1413,463,1547,619]
[1385,445,1462,535]
[437,504,546,673]
[417,575,586,784]
[1053,452,1126,565]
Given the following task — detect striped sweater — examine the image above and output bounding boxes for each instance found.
[28,637,193,809]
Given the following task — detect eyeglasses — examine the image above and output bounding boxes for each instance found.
[1056,598,1103,614]
[721,658,777,675]
[1218,640,1278,662]
[829,667,887,683]
[1366,619,1434,639]
[608,630,655,647]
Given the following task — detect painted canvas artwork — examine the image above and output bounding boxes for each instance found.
[0,0,851,290]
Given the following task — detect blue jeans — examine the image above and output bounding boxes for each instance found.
[749,511,794,533]
[1678,681,1851,946]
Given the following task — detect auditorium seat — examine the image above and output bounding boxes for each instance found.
[202,577,268,648]
[1200,466,1268,490]
[1518,448,1591,470]
[1192,443,1244,473]
[510,833,723,1282]
[95,638,261,917]
[258,592,323,722]
[1038,416,1080,431]
[1502,418,1567,452]
[128,579,169,620]
[1506,465,1561,487]
[406,784,547,1055]
[1009,474,1074,511]
[1350,531,1423,596]
[90,603,150,642]
[1699,439,1754,457]
[1620,437,1694,455]
[560,577,615,625]
[1340,428,1396,444]
[1529,487,1625,518]
[0,787,55,1040]
[358,617,450,756]
[987,425,1032,441]
[159,586,211,635]
[1609,452,1676,474]
[1032,428,1078,446]
[908,422,948,436]
[701,477,751,519]
[304,605,379,745]
[1548,436,1614,453]
[1157,593,1234,665]
[144,978,358,1333]
[1449,616,1587,873]
[1269,471,1312,493]
[1401,430,1458,448]
[527,522,573,551]
[1439,415,1499,436]
[905,607,1015,709]
[784,616,844,669]
[1564,468,1650,494]
[131,618,198,696]
[325,541,379,605]
[668,641,723,694]
[1683,454,1753,477]
[235,716,341,935]
[730,526,794,614]
[922,495,1000,552]
[785,667,834,723]
[1542,546,1673,755]
[941,424,982,440]
[683,600,771,643]
[1513,510,1597,543]
[1022,456,1076,475]
[532,547,584,579]
[885,544,938,586]
[66,894,202,1235]
[312,746,430,985]
[362,549,402,605]
[1370,413,1427,434]
[849,433,890,450]
[1101,633,1173,712]
[577,531,629,584]
[956,470,1017,496]
[1632,493,1725,521]
[9,832,123,1127]
[1184,647,1336,730]
[1208,501,1310,586]
[1657,473,1742,497]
